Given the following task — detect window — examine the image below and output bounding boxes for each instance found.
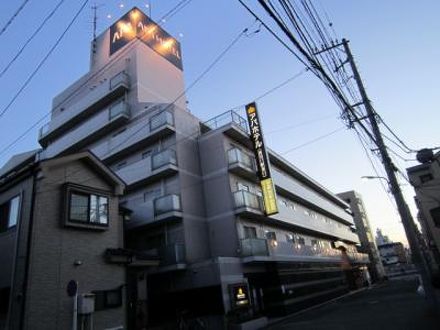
[69,192,108,225]
[430,207,440,227]
[0,196,20,233]
[93,286,123,311]
[244,226,257,239]
[286,233,295,243]
[420,173,433,183]
[265,231,276,240]
[296,236,305,246]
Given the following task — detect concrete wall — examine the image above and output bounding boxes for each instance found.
[22,159,125,330]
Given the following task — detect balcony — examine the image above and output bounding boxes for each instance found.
[39,71,130,146]
[201,110,251,146]
[154,194,182,221]
[227,148,257,180]
[233,190,264,217]
[91,109,175,164]
[240,238,343,264]
[152,149,177,170]
[347,252,370,264]
[159,244,186,266]
[117,149,178,191]
[42,101,130,159]
[240,238,269,257]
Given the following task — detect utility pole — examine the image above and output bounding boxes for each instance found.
[342,38,438,310]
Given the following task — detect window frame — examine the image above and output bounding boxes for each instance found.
[0,194,21,233]
[64,183,110,230]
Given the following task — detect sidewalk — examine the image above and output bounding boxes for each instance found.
[267,279,439,330]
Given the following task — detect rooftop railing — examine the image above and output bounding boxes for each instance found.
[203,110,249,133]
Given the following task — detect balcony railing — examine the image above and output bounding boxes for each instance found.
[203,110,249,133]
[39,70,130,144]
[154,194,181,216]
[240,238,343,261]
[109,100,130,120]
[109,71,130,90]
[347,252,370,264]
[227,148,255,170]
[233,190,263,211]
[240,238,269,257]
[39,123,50,139]
[151,149,177,171]
[150,111,174,131]
[159,244,186,266]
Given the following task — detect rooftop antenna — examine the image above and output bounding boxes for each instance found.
[91,3,103,64]
[92,4,98,57]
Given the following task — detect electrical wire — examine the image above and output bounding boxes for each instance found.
[0,0,90,119]
[281,126,345,155]
[0,0,30,37]
[0,0,66,79]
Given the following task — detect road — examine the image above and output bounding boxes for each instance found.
[268,279,439,330]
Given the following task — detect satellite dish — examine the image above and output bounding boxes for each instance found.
[416,148,434,164]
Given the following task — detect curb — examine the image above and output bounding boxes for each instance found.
[265,284,383,328]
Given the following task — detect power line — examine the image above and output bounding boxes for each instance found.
[229,67,308,111]
[0,0,66,79]
[281,126,345,155]
[0,0,30,37]
[0,0,90,119]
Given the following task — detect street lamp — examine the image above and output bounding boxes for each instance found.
[361,175,389,182]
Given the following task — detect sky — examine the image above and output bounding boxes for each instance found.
[0,0,439,245]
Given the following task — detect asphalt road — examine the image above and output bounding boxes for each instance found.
[268,279,439,330]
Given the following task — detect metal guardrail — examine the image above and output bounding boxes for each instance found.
[233,190,263,211]
[154,194,181,216]
[227,148,255,170]
[151,149,177,170]
[203,110,249,133]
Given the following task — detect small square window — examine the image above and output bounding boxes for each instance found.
[244,226,257,239]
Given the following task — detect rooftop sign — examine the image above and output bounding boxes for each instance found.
[109,7,182,70]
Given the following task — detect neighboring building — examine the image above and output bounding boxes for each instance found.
[375,228,392,246]
[1,7,369,329]
[337,190,385,281]
[407,151,440,272]
[0,151,127,330]
[377,242,408,266]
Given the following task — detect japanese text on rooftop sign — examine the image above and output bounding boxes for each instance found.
[245,102,278,216]
[109,7,182,70]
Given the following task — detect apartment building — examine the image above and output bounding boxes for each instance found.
[407,150,440,272]
[0,7,369,328]
[337,190,385,281]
